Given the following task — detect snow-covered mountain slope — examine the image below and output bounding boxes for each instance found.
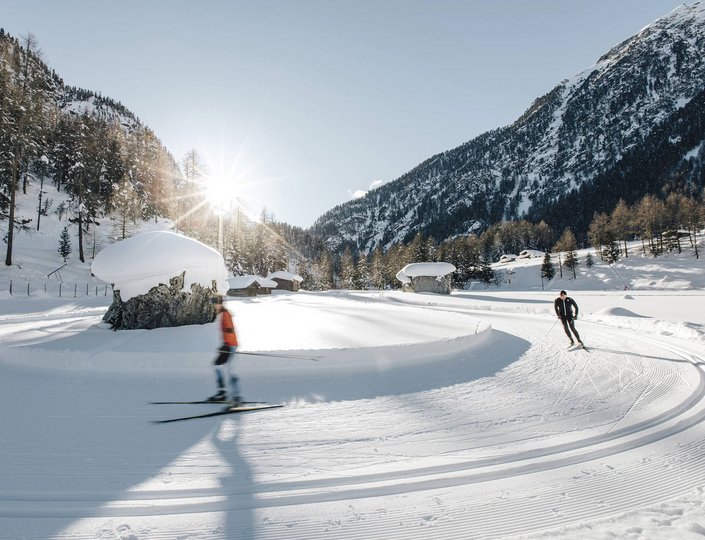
[58,86,144,133]
[312,2,705,253]
[0,178,172,294]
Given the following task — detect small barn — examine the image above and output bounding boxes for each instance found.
[255,276,278,295]
[227,275,278,297]
[267,271,304,292]
[396,262,456,294]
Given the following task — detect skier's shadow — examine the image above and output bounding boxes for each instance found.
[212,416,256,539]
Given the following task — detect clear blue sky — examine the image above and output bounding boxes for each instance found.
[0,0,688,227]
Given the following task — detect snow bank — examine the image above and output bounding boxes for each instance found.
[587,305,705,342]
[91,231,228,301]
[595,307,649,318]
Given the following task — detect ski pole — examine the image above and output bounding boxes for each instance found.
[548,318,559,334]
[235,350,321,362]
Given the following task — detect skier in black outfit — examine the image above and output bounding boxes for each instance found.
[554,290,583,347]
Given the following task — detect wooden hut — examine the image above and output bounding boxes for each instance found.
[226,276,278,297]
[267,271,304,292]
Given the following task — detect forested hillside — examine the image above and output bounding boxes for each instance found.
[0,30,179,266]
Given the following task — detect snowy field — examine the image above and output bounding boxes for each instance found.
[2,278,705,539]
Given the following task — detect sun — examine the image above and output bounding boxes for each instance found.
[205,170,239,214]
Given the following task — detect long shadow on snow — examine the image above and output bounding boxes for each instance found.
[0,360,222,539]
[212,417,256,540]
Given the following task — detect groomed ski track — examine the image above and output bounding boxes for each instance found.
[1,292,705,539]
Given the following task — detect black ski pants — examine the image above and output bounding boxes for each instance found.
[560,317,581,343]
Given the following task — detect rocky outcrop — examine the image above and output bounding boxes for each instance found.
[410,275,452,295]
[103,272,217,330]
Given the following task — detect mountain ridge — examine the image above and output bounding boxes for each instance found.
[311,2,705,254]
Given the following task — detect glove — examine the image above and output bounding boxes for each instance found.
[214,344,232,365]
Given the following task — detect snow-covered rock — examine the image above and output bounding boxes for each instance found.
[397,262,456,294]
[91,231,228,301]
[92,231,227,329]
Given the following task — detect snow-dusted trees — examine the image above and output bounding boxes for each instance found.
[540,251,555,288]
[339,247,357,290]
[610,199,633,258]
[2,33,51,265]
[0,29,180,266]
[586,192,704,259]
[554,228,579,279]
[588,212,613,260]
[111,176,141,239]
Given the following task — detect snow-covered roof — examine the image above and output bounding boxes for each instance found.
[91,231,228,301]
[399,262,456,278]
[518,249,545,259]
[395,269,412,284]
[227,275,278,289]
[268,271,303,282]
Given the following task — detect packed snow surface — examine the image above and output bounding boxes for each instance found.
[2,285,705,539]
[91,231,228,300]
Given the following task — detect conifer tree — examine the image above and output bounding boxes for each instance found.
[111,176,141,239]
[369,246,386,289]
[540,251,555,289]
[339,247,357,289]
[588,212,612,260]
[610,199,632,257]
[555,228,579,279]
[58,226,71,261]
[602,241,620,264]
[355,253,369,290]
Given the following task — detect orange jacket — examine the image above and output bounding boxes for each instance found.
[220,309,238,347]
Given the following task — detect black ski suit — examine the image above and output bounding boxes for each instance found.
[554,295,582,344]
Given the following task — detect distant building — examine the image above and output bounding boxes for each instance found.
[267,271,304,292]
[396,262,456,294]
[227,275,278,297]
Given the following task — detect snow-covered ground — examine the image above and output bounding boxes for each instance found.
[3,182,705,538]
[2,276,705,539]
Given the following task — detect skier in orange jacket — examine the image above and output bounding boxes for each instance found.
[208,295,241,404]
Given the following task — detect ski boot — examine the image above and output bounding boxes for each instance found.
[228,395,243,408]
[207,389,227,402]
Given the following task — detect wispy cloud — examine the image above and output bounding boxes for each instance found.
[349,179,384,200]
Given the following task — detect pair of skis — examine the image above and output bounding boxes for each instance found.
[152,400,283,424]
